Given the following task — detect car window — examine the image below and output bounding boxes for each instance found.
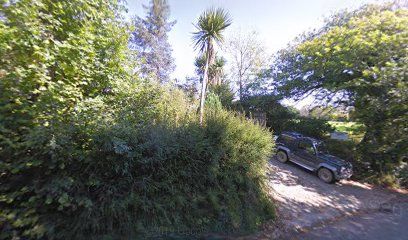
[278,135,295,145]
[298,140,315,155]
[316,142,329,153]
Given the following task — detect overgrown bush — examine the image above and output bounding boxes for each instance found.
[1,1,275,238]
[285,117,333,139]
[325,139,408,188]
[0,81,275,239]
[325,139,358,162]
[396,162,408,188]
[236,95,334,138]
[208,83,234,108]
[324,139,368,181]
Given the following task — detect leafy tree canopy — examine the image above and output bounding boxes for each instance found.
[131,0,176,83]
[270,2,408,176]
[0,0,131,158]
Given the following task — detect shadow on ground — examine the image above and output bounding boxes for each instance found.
[239,157,408,240]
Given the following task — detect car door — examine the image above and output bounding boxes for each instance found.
[293,139,317,170]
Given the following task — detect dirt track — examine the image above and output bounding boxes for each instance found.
[241,158,408,240]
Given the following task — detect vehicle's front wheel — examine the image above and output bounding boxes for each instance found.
[276,150,288,163]
[318,168,334,183]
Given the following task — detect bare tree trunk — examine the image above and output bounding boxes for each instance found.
[239,74,243,102]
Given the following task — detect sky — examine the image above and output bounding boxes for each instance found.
[127,0,386,82]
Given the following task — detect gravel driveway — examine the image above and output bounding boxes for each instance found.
[241,158,408,240]
[292,204,408,240]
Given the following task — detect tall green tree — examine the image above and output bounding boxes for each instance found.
[270,2,408,180]
[0,0,132,237]
[131,0,176,83]
[192,8,232,124]
[0,0,130,158]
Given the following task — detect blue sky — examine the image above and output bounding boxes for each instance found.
[127,0,386,81]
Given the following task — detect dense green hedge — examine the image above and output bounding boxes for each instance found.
[235,95,334,139]
[0,82,275,239]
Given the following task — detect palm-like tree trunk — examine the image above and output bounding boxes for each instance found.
[194,8,231,124]
[199,39,214,125]
[199,56,209,124]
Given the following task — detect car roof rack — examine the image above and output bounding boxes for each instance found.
[282,131,303,138]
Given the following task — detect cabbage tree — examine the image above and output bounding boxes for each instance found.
[192,8,231,124]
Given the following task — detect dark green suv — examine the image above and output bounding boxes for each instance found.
[276,131,353,183]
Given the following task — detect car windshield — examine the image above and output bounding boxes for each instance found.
[316,142,329,154]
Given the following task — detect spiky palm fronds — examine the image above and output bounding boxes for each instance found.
[209,56,226,85]
[195,54,226,85]
[192,7,231,124]
[192,8,232,53]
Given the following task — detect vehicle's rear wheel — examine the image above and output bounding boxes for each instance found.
[276,150,288,163]
[318,168,334,183]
